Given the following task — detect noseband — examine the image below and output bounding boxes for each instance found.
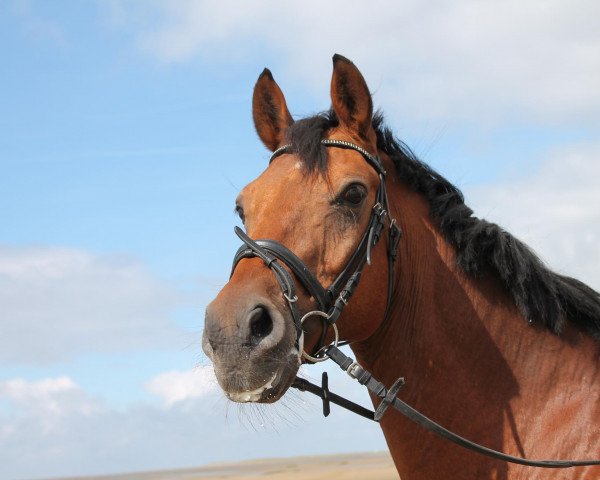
[230,139,402,361]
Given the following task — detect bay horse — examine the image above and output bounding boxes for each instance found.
[202,54,600,479]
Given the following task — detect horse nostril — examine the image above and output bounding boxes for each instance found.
[249,306,273,345]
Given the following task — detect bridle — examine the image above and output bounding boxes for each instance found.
[231,139,402,362]
[228,139,600,469]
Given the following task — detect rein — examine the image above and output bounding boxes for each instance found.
[230,140,600,469]
[294,347,600,469]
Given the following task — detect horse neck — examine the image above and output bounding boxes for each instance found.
[350,183,600,479]
[351,186,517,395]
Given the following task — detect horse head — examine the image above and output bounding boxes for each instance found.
[203,55,393,403]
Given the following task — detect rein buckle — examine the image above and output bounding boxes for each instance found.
[346,362,363,379]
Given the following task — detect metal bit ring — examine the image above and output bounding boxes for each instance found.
[300,311,339,363]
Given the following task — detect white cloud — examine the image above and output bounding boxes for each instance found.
[0,368,385,479]
[0,376,100,434]
[107,0,600,125]
[145,367,218,407]
[467,142,600,290]
[0,246,184,365]
[1,376,76,403]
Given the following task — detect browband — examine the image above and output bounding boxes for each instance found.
[270,139,386,176]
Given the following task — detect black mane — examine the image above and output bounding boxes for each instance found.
[284,109,600,339]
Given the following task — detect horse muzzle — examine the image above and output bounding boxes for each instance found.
[202,280,300,403]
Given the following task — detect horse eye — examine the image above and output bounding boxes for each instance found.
[235,205,245,224]
[340,183,367,206]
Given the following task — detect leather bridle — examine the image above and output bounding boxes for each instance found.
[228,139,600,469]
[231,139,402,361]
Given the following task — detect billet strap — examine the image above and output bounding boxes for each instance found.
[326,183,386,294]
[291,346,600,469]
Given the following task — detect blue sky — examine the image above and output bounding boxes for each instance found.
[1,1,599,479]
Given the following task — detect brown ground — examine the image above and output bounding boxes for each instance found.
[52,452,398,480]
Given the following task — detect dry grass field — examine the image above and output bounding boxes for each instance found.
[50,452,398,480]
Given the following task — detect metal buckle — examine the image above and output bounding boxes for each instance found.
[283,293,298,303]
[372,202,387,218]
[346,361,363,379]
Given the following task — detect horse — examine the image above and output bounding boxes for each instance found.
[202,54,600,480]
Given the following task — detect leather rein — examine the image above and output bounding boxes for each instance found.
[230,140,600,469]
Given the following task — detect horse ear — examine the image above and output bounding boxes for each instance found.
[252,68,294,152]
[330,54,373,140]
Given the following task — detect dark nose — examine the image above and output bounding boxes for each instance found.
[203,302,281,359]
